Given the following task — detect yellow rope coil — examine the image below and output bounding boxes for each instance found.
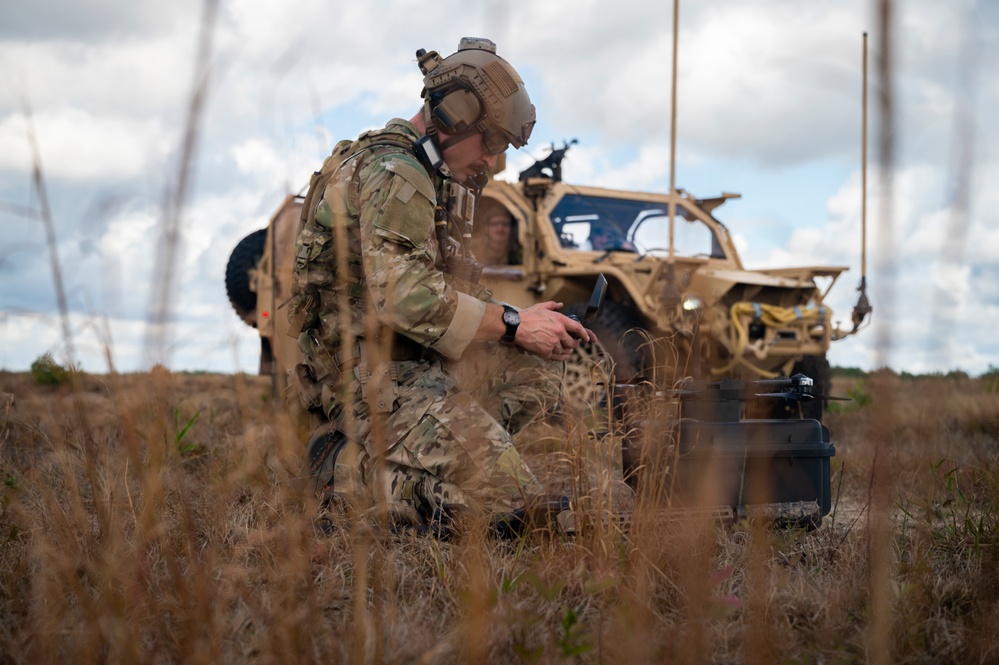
[712,302,826,378]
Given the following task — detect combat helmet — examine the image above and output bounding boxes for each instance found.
[417,37,536,154]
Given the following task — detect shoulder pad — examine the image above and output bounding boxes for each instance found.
[384,158,435,204]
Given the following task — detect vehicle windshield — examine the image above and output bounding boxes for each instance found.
[550,194,726,258]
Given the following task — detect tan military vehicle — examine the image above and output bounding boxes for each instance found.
[226,143,870,418]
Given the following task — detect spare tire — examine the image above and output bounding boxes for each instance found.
[225,228,267,326]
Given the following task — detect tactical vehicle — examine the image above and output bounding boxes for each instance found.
[474,144,870,416]
[225,144,870,418]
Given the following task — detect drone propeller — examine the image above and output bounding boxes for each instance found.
[755,391,851,402]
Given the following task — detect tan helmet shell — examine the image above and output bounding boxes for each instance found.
[420,37,536,149]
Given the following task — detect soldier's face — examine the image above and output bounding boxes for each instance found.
[487,215,511,246]
[442,131,499,182]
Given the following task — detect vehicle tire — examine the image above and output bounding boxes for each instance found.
[561,332,613,413]
[225,228,267,326]
[563,300,650,413]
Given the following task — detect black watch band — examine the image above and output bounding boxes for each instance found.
[501,305,520,344]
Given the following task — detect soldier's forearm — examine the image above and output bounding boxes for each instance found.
[473,303,508,343]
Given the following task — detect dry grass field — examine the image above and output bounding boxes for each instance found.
[1,366,998,664]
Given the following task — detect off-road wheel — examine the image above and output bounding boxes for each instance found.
[563,300,650,413]
[562,334,613,412]
[225,228,266,326]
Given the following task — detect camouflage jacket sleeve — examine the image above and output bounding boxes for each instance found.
[353,151,487,359]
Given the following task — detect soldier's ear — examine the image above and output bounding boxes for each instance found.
[432,89,483,133]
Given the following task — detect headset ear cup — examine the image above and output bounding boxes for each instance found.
[433,89,482,133]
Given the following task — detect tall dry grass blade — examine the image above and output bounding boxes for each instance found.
[144,0,220,369]
[867,1,898,663]
[22,101,76,371]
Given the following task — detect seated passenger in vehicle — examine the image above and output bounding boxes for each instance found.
[589,224,635,251]
[473,208,522,265]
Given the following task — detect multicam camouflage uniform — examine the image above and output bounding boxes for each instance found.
[290,118,559,523]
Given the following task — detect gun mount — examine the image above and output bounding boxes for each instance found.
[518,139,578,183]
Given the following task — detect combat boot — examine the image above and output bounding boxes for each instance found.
[492,495,572,539]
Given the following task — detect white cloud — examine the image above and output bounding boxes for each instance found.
[0,0,199,41]
[0,108,169,181]
[1,0,997,376]
[231,138,282,179]
[0,36,198,115]
[98,208,157,258]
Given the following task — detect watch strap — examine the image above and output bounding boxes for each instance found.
[501,304,519,344]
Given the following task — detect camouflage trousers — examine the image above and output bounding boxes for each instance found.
[328,342,562,522]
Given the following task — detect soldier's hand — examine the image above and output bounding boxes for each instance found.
[516,302,597,361]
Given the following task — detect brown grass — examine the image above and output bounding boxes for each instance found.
[2,369,998,664]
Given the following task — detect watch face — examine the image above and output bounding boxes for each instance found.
[501,306,520,343]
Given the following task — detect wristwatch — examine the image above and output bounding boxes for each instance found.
[501,305,520,344]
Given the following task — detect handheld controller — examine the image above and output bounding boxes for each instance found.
[567,274,607,336]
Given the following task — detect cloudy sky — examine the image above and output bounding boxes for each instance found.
[1,0,996,376]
